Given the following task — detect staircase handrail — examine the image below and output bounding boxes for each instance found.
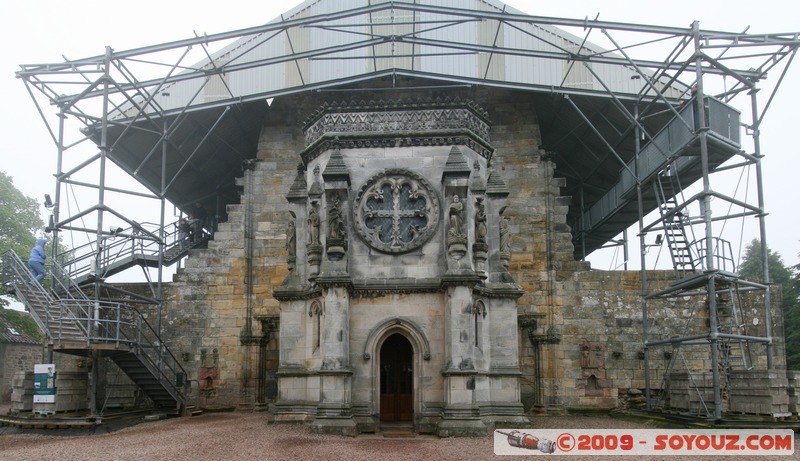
[48,297,187,403]
[2,249,56,337]
[57,297,187,402]
[50,255,91,303]
[2,249,186,405]
[114,302,187,403]
[59,220,187,282]
[692,237,737,273]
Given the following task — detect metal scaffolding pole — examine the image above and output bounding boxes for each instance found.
[636,103,653,411]
[751,88,774,369]
[692,21,723,421]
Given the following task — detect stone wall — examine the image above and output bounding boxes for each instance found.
[0,342,44,401]
[517,269,706,411]
[142,83,784,414]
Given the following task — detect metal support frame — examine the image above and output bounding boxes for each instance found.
[15,1,798,420]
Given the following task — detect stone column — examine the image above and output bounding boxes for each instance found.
[480,165,529,426]
[310,285,356,435]
[439,283,486,436]
[310,147,356,435]
[441,146,473,273]
[320,147,350,279]
[272,299,314,423]
[470,161,488,274]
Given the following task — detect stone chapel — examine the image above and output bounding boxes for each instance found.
[10,0,794,438]
[271,97,529,436]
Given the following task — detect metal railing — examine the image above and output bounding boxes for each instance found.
[1,249,187,406]
[582,96,741,232]
[60,218,211,282]
[1,250,60,338]
[692,237,737,273]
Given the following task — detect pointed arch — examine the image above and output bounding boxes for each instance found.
[362,316,431,361]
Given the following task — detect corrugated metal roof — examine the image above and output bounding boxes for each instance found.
[138,0,681,117]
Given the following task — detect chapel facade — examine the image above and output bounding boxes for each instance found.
[149,85,785,435]
[271,97,528,435]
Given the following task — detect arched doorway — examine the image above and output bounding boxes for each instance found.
[379,333,413,422]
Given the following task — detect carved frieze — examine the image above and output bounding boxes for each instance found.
[300,98,494,163]
[303,102,490,147]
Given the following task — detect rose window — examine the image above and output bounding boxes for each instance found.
[353,169,440,254]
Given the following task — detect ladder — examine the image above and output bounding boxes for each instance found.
[716,284,752,375]
[654,173,697,277]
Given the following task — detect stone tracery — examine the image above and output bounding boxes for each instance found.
[353,169,440,254]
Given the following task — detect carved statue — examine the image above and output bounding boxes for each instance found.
[499,213,510,254]
[308,201,320,245]
[448,194,464,238]
[474,198,487,245]
[327,198,346,241]
[286,217,296,257]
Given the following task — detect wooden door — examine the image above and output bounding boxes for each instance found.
[379,333,413,421]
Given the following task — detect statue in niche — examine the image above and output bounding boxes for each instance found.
[474,197,487,245]
[308,201,320,245]
[448,194,465,238]
[499,212,510,254]
[326,197,347,261]
[286,215,296,258]
[327,197,346,241]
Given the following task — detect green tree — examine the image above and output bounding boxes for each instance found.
[0,308,43,341]
[738,239,800,369]
[1,171,46,309]
[0,171,43,258]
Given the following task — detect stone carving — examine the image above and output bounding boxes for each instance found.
[473,299,487,318]
[498,207,512,271]
[580,342,591,368]
[286,214,297,258]
[326,197,346,261]
[303,98,491,148]
[307,201,320,245]
[472,197,488,270]
[446,194,468,260]
[308,164,323,198]
[353,169,440,254]
[307,201,322,277]
[579,340,609,397]
[499,212,510,254]
[474,197,487,244]
[448,195,465,238]
[327,197,346,241]
[309,300,323,317]
[579,339,606,371]
[286,212,297,274]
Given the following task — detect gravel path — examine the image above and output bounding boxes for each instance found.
[1,412,798,461]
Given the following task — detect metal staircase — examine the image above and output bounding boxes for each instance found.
[654,173,697,278]
[63,219,210,286]
[2,241,190,412]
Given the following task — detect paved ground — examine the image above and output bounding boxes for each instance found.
[1,407,798,461]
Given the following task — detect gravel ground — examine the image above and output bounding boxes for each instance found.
[1,410,798,461]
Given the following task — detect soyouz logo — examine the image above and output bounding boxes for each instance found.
[493,429,794,456]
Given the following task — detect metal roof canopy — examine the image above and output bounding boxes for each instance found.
[15,0,799,260]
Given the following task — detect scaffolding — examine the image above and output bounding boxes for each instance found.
[14,1,799,418]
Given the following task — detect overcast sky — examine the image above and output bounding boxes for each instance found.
[1,0,798,273]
